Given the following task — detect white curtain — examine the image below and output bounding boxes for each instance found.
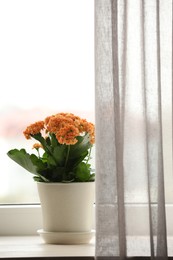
[95,0,172,258]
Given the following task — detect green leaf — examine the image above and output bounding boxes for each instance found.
[69,134,92,160]
[33,175,49,182]
[7,149,38,174]
[67,151,88,170]
[32,133,60,165]
[42,166,66,182]
[30,154,47,171]
[31,133,50,151]
[47,154,57,167]
[74,162,92,182]
[31,133,52,155]
[88,173,95,181]
[50,133,59,147]
[52,145,66,166]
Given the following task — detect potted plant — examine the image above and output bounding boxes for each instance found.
[7,112,95,244]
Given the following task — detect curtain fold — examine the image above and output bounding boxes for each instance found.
[95,0,172,258]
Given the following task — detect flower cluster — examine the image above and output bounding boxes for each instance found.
[7,112,95,183]
[24,113,95,146]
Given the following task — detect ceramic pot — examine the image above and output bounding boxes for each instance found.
[37,182,95,244]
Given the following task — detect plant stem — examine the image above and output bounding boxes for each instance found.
[63,145,71,181]
[65,145,70,168]
[37,149,40,158]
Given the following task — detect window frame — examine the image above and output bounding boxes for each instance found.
[0,204,42,235]
[1,204,173,236]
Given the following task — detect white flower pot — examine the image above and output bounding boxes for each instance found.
[37,182,95,244]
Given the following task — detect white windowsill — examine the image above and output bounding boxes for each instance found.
[1,204,173,258]
[2,235,173,258]
[0,235,95,258]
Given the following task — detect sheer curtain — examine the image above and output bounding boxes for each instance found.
[95,0,172,258]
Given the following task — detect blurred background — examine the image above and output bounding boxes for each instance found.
[0,0,95,203]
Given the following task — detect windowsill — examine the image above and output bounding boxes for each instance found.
[0,235,95,258]
[1,235,173,258]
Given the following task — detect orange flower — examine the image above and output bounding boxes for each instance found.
[32,143,43,149]
[23,113,95,145]
[56,124,80,145]
[23,121,45,139]
[46,114,73,133]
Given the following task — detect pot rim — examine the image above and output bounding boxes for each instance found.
[37,181,95,186]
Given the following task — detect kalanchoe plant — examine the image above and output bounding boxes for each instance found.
[7,113,95,183]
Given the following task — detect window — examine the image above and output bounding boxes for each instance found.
[0,0,95,204]
[0,0,172,241]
